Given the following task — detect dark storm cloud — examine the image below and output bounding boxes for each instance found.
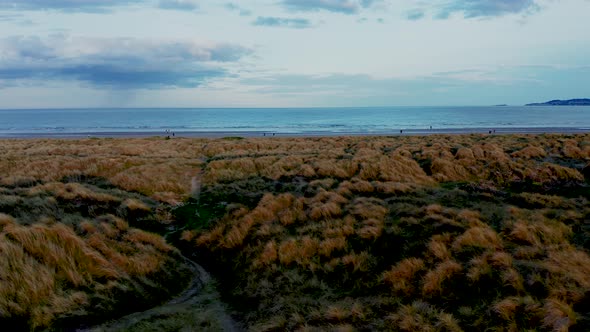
[412,0,540,19]
[225,3,252,16]
[158,0,199,11]
[0,35,251,89]
[444,0,538,18]
[0,0,200,12]
[280,0,380,14]
[406,9,425,20]
[252,16,312,29]
[0,0,144,12]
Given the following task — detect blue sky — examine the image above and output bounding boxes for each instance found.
[0,0,588,107]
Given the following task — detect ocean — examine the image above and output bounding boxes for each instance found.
[1,106,589,137]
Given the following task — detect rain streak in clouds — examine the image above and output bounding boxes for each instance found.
[0,35,251,88]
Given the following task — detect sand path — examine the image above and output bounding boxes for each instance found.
[80,254,242,332]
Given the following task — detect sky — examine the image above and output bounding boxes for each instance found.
[0,0,589,108]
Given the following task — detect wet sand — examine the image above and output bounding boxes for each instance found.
[0,127,588,138]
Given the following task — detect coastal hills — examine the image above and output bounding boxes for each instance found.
[526,98,590,106]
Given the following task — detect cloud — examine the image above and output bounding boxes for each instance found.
[0,0,200,12]
[241,73,433,96]
[0,35,251,89]
[241,64,590,106]
[253,16,312,29]
[236,67,573,106]
[0,12,34,25]
[280,0,379,14]
[0,0,145,12]
[158,0,199,11]
[406,0,541,20]
[0,13,18,20]
[406,9,424,20]
[437,0,540,19]
[225,3,252,16]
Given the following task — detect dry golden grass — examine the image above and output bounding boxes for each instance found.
[341,251,370,272]
[0,213,180,329]
[122,198,151,212]
[430,158,470,182]
[3,133,590,330]
[0,158,193,330]
[2,134,586,194]
[319,236,347,257]
[356,218,384,240]
[511,145,547,159]
[309,202,343,220]
[29,182,119,202]
[277,236,320,268]
[493,296,521,322]
[422,260,462,296]
[374,181,416,194]
[543,298,576,332]
[388,301,463,332]
[176,134,590,330]
[383,258,425,295]
[0,138,203,203]
[323,301,365,323]
[510,218,572,247]
[452,225,503,251]
[544,248,590,289]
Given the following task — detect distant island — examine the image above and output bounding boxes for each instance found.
[526,98,590,106]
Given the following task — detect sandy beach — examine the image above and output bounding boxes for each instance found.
[1,126,588,139]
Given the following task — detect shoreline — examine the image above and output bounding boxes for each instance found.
[0,127,588,139]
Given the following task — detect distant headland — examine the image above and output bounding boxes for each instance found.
[526,98,590,106]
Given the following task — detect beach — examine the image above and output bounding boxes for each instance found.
[0,126,589,139]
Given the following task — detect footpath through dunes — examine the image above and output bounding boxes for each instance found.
[84,254,242,332]
[1,134,590,331]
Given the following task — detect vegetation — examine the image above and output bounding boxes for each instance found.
[0,138,204,330]
[0,180,192,330]
[181,134,590,331]
[1,134,590,330]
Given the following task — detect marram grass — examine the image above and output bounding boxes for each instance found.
[1,133,590,330]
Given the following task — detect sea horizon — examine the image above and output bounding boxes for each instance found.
[0,104,558,110]
[1,106,590,137]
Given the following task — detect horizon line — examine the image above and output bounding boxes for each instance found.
[0,105,530,110]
